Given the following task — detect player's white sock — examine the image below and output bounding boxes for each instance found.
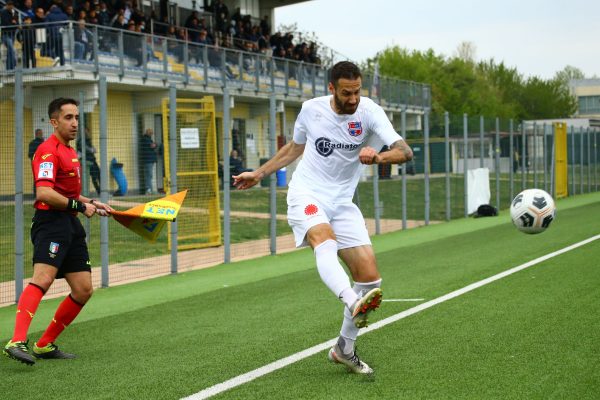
[314,240,355,307]
[336,335,355,357]
[339,278,382,347]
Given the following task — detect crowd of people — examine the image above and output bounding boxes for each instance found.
[1,0,322,70]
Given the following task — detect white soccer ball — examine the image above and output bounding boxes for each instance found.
[510,189,556,234]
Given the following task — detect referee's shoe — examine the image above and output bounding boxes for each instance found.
[32,342,76,359]
[3,340,36,365]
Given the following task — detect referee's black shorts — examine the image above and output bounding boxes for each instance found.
[31,210,91,279]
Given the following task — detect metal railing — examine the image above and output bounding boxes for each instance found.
[0,20,431,109]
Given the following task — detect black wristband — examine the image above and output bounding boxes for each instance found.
[68,198,86,213]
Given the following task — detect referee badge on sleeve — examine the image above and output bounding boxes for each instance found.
[38,161,54,179]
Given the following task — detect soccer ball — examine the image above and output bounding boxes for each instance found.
[510,189,556,234]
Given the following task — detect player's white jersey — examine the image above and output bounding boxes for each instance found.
[289,95,402,201]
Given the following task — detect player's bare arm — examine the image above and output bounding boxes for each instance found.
[36,186,102,218]
[359,139,413,165]
[78,194,114,216]
[233,141,306,190]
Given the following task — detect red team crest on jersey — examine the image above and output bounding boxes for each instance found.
[347,121,362,137]
[304,204,318,215]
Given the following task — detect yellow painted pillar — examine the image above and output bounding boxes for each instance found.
[554,122,568,198]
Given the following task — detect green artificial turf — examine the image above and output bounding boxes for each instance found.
[0,193,598,399]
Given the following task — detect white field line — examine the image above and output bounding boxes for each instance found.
[182,234,600,400]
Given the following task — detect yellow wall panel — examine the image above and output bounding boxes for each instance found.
[0,101,34,196]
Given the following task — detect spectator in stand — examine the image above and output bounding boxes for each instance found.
[29,128,44,160]
[229,149,251,178]
[270,31,282,51]
[275,46,286,63]
[283,32,294,51]
[187,17,200,41]
[184,10,199,29]
[212,0,228,34]
[33,6,47,56]
[1,0,18,70]
[33,7,46,24]
[46,4,68,66]
[259,15,270,36]
[20,15,37,68]
[76,10,87,22]
[174,27,188,62]
[246,25,259,44]
[228,19,237,39]
[74,18,93,60]
[241,14,252,33]
[197,28,212,46]
[213,12,225,36]
[76,128,102,196]
[187,18,203,63]
[205,30,223,68]
[197,16,209,33]
[132,7,146,26]
[257,32,270,54]
[97,2,113,51]
[21,0,35,18]
[212,0,229,24]
[122,0,133,24]
[64,5,76,21]
[140,128,158,195]
[165,24,178,54]
[112,13,126,29]
[153,14,169,36]
[87,9,98,25]
[77,1,92,18]
[231,7,241,24]
[123,21,142,66]
[309,42,320,64]
[97,2,112,26]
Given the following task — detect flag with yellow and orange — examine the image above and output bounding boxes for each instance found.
[111,190,188,242]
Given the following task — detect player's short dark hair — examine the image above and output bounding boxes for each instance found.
[329,61,362,87]
[48,98,78,119]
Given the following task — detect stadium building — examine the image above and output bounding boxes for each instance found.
[569,78,600,125]
[0,0,431,197]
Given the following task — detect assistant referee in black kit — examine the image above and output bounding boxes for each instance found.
[4,98,113,365]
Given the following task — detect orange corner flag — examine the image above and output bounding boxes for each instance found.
[111,190,188,242]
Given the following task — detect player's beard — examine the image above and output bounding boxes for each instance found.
[333,93,359,115]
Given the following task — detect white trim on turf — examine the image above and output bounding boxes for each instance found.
[181,234,600,400]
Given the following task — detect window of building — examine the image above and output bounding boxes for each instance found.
[578,96,600,114]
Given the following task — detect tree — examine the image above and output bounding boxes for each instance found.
[454,41,477,63]
[371,45,578,120]
[554,65,585,88]
[519,77,577,119]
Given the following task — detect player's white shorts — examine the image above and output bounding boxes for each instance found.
[287,192,371,249]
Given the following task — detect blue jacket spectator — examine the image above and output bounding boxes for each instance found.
[0,1,18,70]
[45,4,68,65]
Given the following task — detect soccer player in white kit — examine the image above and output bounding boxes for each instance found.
[233,61,413,374]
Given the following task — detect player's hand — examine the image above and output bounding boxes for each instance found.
[82,203,96,218]
[232,171,262,190]
[93,201,113,217]
[359,146,381,165]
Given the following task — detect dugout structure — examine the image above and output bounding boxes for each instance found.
[161,97,221,250]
